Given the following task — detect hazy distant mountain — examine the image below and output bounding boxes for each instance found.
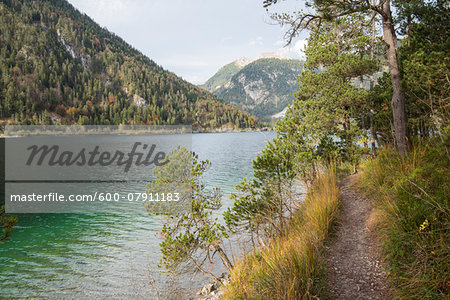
[201,53,304,121]
[0,0,259,130]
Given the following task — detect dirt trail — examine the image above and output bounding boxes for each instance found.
[326,174,391,300]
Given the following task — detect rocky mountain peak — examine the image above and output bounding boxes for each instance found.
[255,52,290,60]
[235,57,252,67]
[234,53,290,68]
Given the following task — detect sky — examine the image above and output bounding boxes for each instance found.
[67,0,309,85]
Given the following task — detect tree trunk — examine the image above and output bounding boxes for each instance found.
[380,0,409,155]
[214,245,233,273]
[190,257,221,283]
[343,109,351,149]
[360,75,369,148]
[362,112,368,148]
[369,8,377,156]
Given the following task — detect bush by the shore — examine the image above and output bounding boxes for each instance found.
[223,169,340,299]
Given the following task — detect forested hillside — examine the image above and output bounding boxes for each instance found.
[0,0,259,130]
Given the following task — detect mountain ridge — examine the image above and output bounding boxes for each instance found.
[201,55,304,121]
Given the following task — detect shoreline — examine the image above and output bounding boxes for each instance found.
[0,128,274,138]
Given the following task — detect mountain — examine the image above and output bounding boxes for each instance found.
[201,61,242,93]
[0,0,259,130]
[201,53,304,121]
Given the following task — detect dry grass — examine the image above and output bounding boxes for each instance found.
[223,169,340,299]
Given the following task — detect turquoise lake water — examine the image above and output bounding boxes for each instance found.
[0,131,276,299]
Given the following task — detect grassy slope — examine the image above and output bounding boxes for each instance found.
[359,137,449,299]
[223,170,340,299]
[200,62,242,92]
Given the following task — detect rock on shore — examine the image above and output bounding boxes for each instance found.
[196,273,230,300]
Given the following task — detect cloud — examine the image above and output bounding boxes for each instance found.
[220,36,233,45]
[277,39,308,60]
[159,56,213,68]
[183,75,206,85]
[69,0,147,28]
[273,40,285,46]
[157,56,222,85]
[248,36,263,46]
[293,39,308,58]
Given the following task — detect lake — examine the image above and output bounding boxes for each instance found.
[0,131,276,299]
